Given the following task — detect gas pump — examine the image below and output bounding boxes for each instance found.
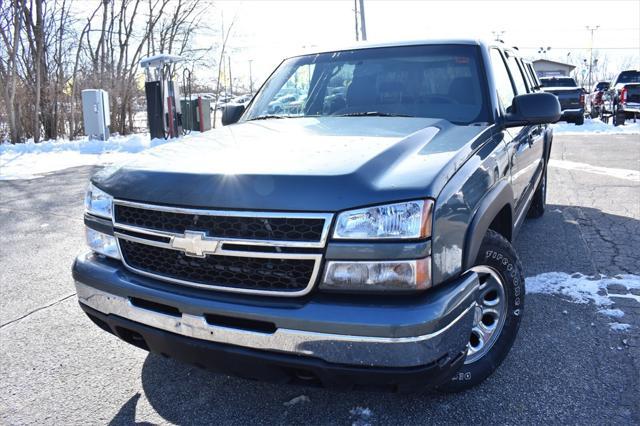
[140,54,185,139]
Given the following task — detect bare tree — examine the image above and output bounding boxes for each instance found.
[213,13,235,128]
[0,0,25,143]
[1,0,216,143]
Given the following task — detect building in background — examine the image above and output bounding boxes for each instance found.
[532,59,576,77]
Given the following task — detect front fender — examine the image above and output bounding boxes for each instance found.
[462,180,514,270]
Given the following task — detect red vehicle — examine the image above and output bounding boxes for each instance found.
[589,81,610,119]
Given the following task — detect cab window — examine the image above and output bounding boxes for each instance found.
[505,52,528,95]
[489,49,516,112]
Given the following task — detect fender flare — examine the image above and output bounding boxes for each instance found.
[462,179,514,270]
[544,127,553,165]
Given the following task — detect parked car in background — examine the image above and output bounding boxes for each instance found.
[588,81,610,119]
[601,70,640,126]
[539,76,584,125]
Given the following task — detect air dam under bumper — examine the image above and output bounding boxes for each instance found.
[73,253,478,386]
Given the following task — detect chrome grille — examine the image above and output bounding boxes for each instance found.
[112,200,332,297]
[115,204,326,242]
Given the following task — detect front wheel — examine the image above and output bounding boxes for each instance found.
[438,230,524,393]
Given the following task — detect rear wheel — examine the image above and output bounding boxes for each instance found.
[575,114,584,126]
[613,106,625,126]
[438,230,524,393]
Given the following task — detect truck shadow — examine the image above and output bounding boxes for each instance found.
[109,204,639,425]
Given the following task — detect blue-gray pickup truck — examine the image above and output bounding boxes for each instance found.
[74,39,560,392]
[539,76,585,125]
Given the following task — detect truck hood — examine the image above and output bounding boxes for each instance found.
[94,117,490,211]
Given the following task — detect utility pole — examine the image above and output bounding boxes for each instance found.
[228,56,233,96]
[354,0,359,41]
[358,0,367,41]
[248,59,254,94]
[586,25,599,91]
[492,30,505,43]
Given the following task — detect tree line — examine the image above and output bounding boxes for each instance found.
[0,0,216,144]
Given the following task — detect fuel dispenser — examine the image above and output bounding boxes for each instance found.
[140,54,185,139]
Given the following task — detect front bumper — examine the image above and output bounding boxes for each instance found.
[73,252,478,387]
[560,108,584,121]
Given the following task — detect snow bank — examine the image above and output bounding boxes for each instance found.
[552,118,640,135]
[0,134,182,180]
[526,272,640,331]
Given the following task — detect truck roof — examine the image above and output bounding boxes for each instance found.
[286,38,488,59]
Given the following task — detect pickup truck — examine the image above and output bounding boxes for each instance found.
[601,70,640,126]
[74,40,560,392]
[539,76,585,125]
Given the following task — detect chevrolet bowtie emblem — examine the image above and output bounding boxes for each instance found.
[170,231,219,257]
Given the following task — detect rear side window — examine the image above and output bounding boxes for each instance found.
[617,71,640,84]
[490,49,516,111]
[526,63,540,87]
[518,59,535,91]
[540,78,577,87]
[505,53,528,95]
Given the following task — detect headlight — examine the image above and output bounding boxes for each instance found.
[333,200,433,239]
[85,183,113,219]
[320,258,431,292]
[85,227,120,259]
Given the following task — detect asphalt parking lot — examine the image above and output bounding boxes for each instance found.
[1,133,639,425]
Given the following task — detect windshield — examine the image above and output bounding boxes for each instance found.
[540,77,577,88]
[595,82,610,91]
[243,44,490,125]
[617,71,640,84]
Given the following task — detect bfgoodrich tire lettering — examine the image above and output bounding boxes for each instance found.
[438,230,524,392]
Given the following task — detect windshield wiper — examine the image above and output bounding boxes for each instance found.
[246,115,288,121]
[332,111,416,118]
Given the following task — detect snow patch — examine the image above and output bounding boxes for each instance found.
[350,407,373,426]
[283,395,310,407]
[598,308,624,318]
[548,159,640,182]
[609,322,632,332]
[526,273,640,332]
[552,118,640,135]
[0,133,184,180]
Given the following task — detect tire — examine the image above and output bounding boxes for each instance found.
[527,167,547,218]
[575,114,584,125]
[590,108,599,119]
[438,230,525,393]
[613,107,625,126]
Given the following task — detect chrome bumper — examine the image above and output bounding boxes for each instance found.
[76,281,476,368]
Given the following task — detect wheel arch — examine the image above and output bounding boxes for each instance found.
[462,179,514,270]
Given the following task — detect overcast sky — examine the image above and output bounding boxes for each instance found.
[208,0,639,88]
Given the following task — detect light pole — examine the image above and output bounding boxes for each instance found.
[492,30,505,43]
[248,59,254,94]
[586,25,599,91]
[358,0,367,41]
[538,46,551,58]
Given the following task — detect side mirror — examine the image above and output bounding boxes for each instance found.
[505,92,561,127]
[221,104,245,126]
